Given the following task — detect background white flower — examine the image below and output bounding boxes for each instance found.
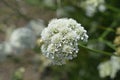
[98,61,112,78]
[9,27,36,53]
[98,56,120,79]
[27,19,45,36]
[80,0,106,17]
[41,18,88,65]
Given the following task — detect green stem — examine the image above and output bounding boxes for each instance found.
[88,39,115,50]
[78,43,118,56]
[99,39,116,50]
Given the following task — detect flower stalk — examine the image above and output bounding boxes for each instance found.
[78,43,118,57]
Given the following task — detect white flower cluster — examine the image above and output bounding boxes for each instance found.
[98,56,120,79]
[41,18,88,65]
[80,0,106,17]
[9,27,36,53]
[0,19,44,61]
[27,19,45,36]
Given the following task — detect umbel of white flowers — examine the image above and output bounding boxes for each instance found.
[9,27,36,53]
[80,0,106,17]
[0,20,43,61]
[27,19,45,36]
[41,18,88,65]
[98,56,120,79]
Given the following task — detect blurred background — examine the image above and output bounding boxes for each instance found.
[0,0,120,80]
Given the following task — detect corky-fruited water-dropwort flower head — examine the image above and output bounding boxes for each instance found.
[41,18,88,65]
